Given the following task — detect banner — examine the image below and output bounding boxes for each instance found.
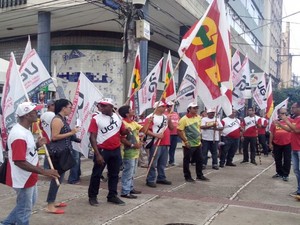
[239,56,252,99]
[252,73,267,109]
[178,0,232,116]
[231,50,245,110]
[67,72,103,158]
[162,51,176,103]
[137,58,163,115]
[19,49,53,98]
[176,67,197,113]
[1,53,27,149]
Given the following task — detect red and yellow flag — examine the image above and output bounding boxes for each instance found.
[162,51,176,103]
[127,46,141,112]
[266,80,274,119]
[178,0,232,116]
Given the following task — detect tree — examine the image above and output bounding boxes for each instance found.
[273,87,300,109]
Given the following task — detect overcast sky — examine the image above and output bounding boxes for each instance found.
[282,0,300,76]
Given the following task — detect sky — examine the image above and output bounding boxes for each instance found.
[282,0,300,76]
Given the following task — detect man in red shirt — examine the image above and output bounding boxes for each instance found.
[240,107,259,165]
[257,113,269,156]
[145,101,174,188]
[3,102,59,225]
[280,102,300,199]
[270,108,291,181]
[87,98,129,206]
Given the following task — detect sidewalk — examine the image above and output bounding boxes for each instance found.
[1,148,300,225]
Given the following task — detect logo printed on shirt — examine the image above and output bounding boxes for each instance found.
[100,117,119,134]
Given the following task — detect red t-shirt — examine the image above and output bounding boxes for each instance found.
[291,116,300,151]
[145,113,170,146]
[241,116,259,137]
[164,111,180,135]
[257,118,268,135]
[270,121,291,146]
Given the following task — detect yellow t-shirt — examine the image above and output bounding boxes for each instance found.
[122,120,142,159]
[177,115,201,147]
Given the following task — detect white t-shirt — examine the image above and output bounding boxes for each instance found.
[201,117,223,141]
[40,111,55,141]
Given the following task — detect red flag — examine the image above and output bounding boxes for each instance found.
[127,46,141,113]
[178,0,232,116]
[162,51,176,103]
[266,81,274,119]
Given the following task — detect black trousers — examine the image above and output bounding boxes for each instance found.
[183,146,203,179]
[243,136,257,162]
[88,147,122,199]
[258,134,268,155]
[273,143,291,177]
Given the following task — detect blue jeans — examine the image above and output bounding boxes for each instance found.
[88,147,122,199]
[146,145,168,183]
[2,184,37,225]
[168,135,178,164]
[68,149,81,184]
[121,158,138,195]
[220,137,239,166]
[202,140,218,166]
[292,151,300,193]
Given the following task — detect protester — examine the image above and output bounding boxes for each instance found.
[165,101,180,166]
[279,102,300,199]
[257,113,269,156]
[88,98,128,206]
[240,107,259,165]
[2,102,59,225]
[220,109,241,167]
[118,105,145,199]
[46,99,80,214]
[270,108,291,181]
[200,108,223,170]
[40,99,55,169]
[137,112,148,168]
[177,102,209,182]
[145,101,174,188]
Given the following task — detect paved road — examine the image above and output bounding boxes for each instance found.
[1,149,300,225]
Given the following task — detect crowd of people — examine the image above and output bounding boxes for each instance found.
[2,98,300,225]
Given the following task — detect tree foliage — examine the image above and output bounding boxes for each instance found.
[273,87,300,108]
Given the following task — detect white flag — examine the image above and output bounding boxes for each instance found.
[19,49,53,97]
[239,56,252,99]
[137,58,163,115]
[1,53,28,149]
[176,67,197,113]
[268,98,289,130]
[21,35,32,65]
[252,73,267,109]
[67,72,103,158]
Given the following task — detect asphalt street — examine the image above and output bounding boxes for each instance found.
[1,148,300,225]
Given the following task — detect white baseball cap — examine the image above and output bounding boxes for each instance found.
[16,102,43,117]
[98,98,114,106]
[167,101,175,106]
[207,108,216,113]
[153,101,167,108]
[187,102,198,108]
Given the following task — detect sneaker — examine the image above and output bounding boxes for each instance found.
[251,161,257,165]
[156,180,172,185]
[196,176,210,181]
[130,189,142,194]
[107,196,125,206]
[272,174,282,179]
[185,177,195,182]
[225,163,236,167]
[282,176,289,182]
[146,182,157,188]
[240,160,249,164]
[121,194,137,199]
[191,163,196,166]
[89,198,99,206]
[212,165,219,170]
[219,164,224,168]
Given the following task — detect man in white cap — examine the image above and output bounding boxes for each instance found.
[177,102,209,182]
[88,98,129,206]
[2,102,59,225]
[145,101,174,188]
[165,101,180,166]
[201,108,223,170]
